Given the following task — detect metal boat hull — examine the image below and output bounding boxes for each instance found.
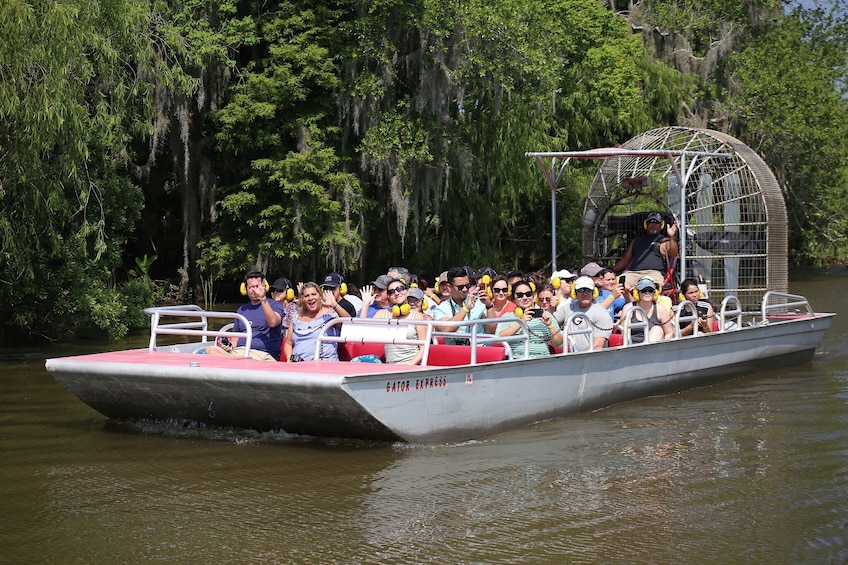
[46,314,833,444]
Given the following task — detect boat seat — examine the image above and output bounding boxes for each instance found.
[340,342,386,363]
[425,344,506,366]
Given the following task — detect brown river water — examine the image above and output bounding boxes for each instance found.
[2,270,847,563]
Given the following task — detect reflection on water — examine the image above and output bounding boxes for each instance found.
[1,272,847,563]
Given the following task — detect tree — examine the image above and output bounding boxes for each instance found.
[340,0,686,275]
[0,0,154,338]
[202,2,366,284]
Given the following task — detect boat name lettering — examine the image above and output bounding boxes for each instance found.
[385,376,448,393]
[416,376,447,390]
[386,380,411,392]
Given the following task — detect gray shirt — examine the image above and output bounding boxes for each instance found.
[554,299,613,351]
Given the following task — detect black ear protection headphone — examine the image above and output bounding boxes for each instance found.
[240,271,269,295]
[643,214,666,231]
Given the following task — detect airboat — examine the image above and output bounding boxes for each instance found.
[45,127,833,444]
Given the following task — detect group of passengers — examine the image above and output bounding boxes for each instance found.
[208,211,715,363]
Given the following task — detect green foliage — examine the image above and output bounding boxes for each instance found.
[724,9,848,262]
[203,2,366,282]
[343,0,686,274]
[0,0,152,340]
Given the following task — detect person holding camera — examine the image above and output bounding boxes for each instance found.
[677,278,715,336]
[612,211,678,292]
[553,276,614,352]
[283,282,339,362]
[496,280,563,359]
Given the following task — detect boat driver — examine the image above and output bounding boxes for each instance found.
[612,211,678,292]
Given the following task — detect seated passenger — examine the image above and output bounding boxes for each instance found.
[553,276,613,351]
[497,280,563,358]
[536,283,558,314]
[432,267,488,344]
[407,287,433,320]
[677,278,715,336]
[359,275,395,318]
[484,275,516,334]
[619,277,673,343]
[374,279,428,364]
[320,273,356,317]
[269,276,298,334]
[208,270,284,361]
[283,282,339,361]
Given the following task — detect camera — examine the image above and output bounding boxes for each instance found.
[529,308,544,318]
[219,337,231,348]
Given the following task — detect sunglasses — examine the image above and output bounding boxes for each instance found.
[453,283,470,291]
[647,219,662,224]
[538,297,554,303]
[492,287,508,294]
[387,285,407,296]
[319,285,337,292]
[514,291,533,299]
[576,288,594,294]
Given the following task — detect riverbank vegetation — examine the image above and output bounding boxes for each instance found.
[1,0,846,339]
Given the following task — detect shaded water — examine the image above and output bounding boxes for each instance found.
[2,271,847,563]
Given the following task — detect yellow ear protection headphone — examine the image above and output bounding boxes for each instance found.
[633,286,661,302]
[570,283,599,300]
[678,287,704,303]
[338,282,348,296]
[270,278,295,301]
[551,277,561,290]
[391,303,412,317]
[240,274,270,296]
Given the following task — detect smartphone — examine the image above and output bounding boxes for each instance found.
[529,307,544,318]
[618,275,626,286]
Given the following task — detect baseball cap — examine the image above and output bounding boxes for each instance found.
[637,277,657,291]
[550,269,576,282]
[580,262,603,277]
[436,271,449,285]
[645,211,663,223]
[574,276,596,292]
[373,274,395,290]
[322,273,343,287]
[269,277,291,292]
[407,287,425,300]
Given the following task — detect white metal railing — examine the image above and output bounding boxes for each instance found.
[760,291,814,322]
[561,312,602,352]
[719,296,743,330]
[315,316,530,364]
[619,305,651,345]
[674,300,700,337]
[144,306,253,357]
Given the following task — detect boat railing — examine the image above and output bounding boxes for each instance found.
[674,300,700,337]
[619,306,651,345]
[316,316,531,364]
[760,291,815,323]
[719,296,743,330]
[561,312,600,351]
[143,306,254,356]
